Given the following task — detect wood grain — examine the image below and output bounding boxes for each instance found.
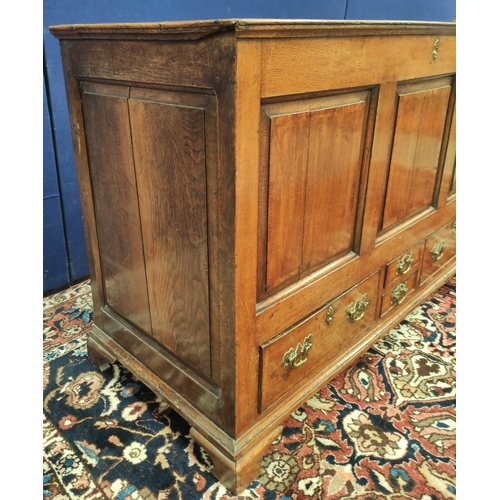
[384,241,423,288]
[58,42,106,324]
[266,111,309,290]
[69,39,213,88]
[49,19,456,41]
[380,270,418,317]
[420,220,456,284]
[129,95,211,380]
[261,36,455,98]
[438,102,457,206]
[260,270,380,411]
[382,81,452,230]
[302,99,367,270]
[256,201,456,343]
[81,86,152,336]
[260,91,372,296]
[233,38,262,435]
[54,22,456,494]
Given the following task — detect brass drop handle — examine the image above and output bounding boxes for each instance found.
[396,253,414,275]
[391,281,408,306]
[283,334,313,369]
[325,304,334,325]
[346,293,369,323]
[431,240,446,261]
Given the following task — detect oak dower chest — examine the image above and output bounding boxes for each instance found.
[50,19,456,493]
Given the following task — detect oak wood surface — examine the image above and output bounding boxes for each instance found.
[381,79,452,231]
[380,270,418,317]
[255,201,455,343]
[209,33,239,433]
[129,93,212,380]
[59,42,106,325]
[266,110,309,289]
[50,19,456,40]
[384,241,424,289]
[438,98,457,207]
[53,21,456,493]
[190,425,283,494]
[254,260,455,429]
[80,84,152,336]
[233,38,262,436]
[301,99,367,270]
[259,91,374,297]
[260,270,380,412]
[69,39,213,89]
[420,220,456,284]
[260,36,455,98]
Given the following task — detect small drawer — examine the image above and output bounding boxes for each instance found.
[259,270,380,412]
[384,242,424,288]
[380,270,418,317]
[420,220,456,284]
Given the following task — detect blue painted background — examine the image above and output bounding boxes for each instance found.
[42,0,456,294]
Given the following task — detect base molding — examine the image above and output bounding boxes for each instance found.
[190,425,283,494]
[87,331,116,371]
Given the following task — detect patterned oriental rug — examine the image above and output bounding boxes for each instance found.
[43,277,456,500]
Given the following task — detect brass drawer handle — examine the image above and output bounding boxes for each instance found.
[452,221,456,234]
[346,293,369,323]
[396,253,414,275]
[431,240,446,261]
[391,281,408,306]
[325,305,334,325]
[283,334,313,369]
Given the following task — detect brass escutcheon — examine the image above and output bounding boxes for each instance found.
[391,281,408,306]
[346,293,369,323]
[396,253,414,275]
[431,240,446,261]
[326,304,334,325]
[283,334,313,369]
[432,38,440,60]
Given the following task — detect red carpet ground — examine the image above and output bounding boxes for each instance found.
[43,277,456,499]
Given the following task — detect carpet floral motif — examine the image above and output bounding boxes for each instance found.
[43,277,456,499]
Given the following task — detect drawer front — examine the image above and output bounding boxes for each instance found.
[259,270,380,412]
[384,242,423,288]
[420,220,456,284]
[380,270,418,317]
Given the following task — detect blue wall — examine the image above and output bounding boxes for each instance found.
[44,75,69,292]
[42,0,455,294]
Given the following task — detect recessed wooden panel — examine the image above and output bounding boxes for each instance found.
[81,86,152,336]
[440,101,457,205]
[266,111,310,290]
[129,96,211,380]
[302,100,367,270]
[381,78,452,231]
[450,162,456,194]
[260,91,371,297]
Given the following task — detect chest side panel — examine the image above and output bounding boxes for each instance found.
[81,84,152,336]
[128,92,212,380]
[80,78,217,384]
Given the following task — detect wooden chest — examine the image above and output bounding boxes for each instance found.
[50,19,456,493]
